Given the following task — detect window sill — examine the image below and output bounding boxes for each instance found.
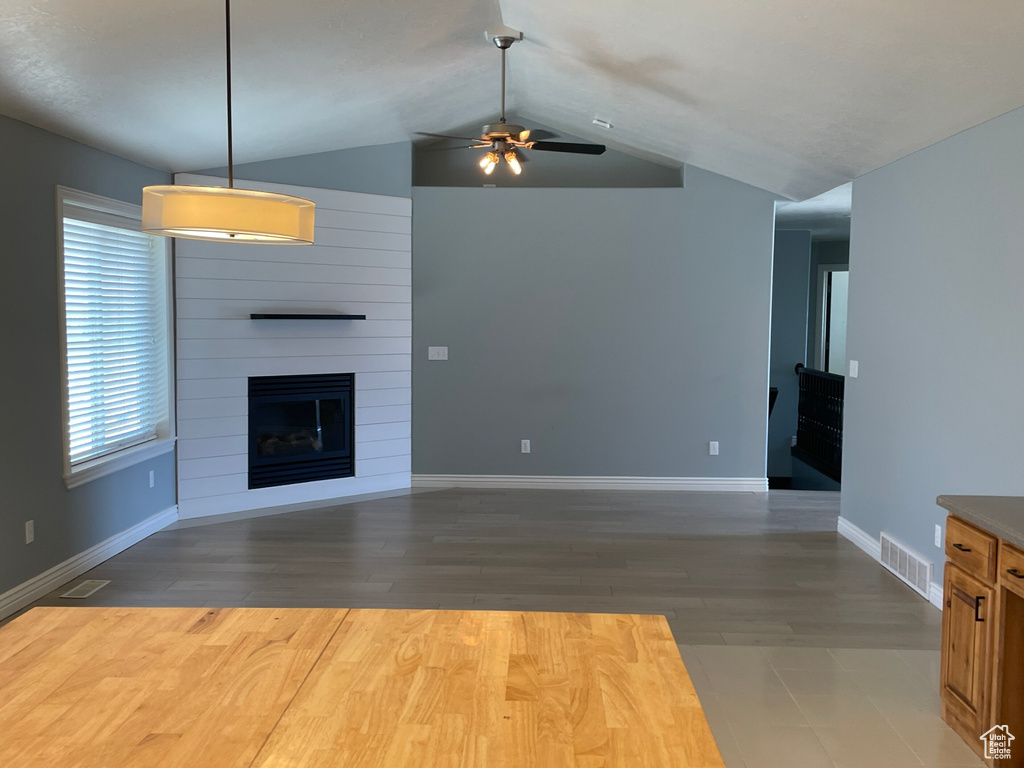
[64,437,176,490]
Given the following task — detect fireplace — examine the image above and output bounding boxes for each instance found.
[248,373,354,489]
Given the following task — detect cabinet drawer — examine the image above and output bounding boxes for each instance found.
[945,515,997,582]
[1000,541,1024,595]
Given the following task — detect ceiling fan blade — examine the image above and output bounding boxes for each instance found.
[419,144,490,152]
[528,141,606,155]
[415,131,482,142]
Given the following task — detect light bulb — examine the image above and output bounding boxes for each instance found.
[480,151,499,175]
[505,151,522,175]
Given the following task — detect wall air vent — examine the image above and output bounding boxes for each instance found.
[880,533,932,598]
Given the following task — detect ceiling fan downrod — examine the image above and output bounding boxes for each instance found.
[492,34,518,124]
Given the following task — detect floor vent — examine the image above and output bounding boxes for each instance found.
[60,580,110,599]
[880,534,932,598]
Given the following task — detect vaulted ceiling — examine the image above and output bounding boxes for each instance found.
[3,0,1023,200]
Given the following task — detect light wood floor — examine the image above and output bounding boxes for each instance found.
[24,489,941,648]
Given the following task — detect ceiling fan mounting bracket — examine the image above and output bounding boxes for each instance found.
[492,35,519,50]
[485,26,522,49]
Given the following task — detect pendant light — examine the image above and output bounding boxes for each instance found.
[142,0,314,244]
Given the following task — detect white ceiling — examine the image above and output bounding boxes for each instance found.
[3,0,1024,200]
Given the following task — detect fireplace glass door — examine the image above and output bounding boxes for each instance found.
[248,374,354,488]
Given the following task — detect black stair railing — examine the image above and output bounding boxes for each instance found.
[791,364,844,482]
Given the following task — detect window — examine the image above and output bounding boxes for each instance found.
[56,187,174,488]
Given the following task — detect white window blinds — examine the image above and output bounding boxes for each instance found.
[60,197,170,468]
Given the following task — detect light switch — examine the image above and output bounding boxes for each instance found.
[428,346,449,361]
[849,360,859,378]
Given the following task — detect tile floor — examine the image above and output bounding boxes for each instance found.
[679,645,986,767]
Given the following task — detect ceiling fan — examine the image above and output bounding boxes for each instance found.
[417,30,606,176]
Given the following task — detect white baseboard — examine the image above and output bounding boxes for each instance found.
[170,487,422,529]
[837,516,881,560]
[837,515,944,610]
[177,472,411,520]
[0,506,178,621]
[412,475,768,492]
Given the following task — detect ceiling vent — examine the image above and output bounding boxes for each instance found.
[880,534,932,598]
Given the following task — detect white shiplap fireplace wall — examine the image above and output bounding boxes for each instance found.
[174,174,411,519]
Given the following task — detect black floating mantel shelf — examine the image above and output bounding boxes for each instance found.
[250,313,367,320]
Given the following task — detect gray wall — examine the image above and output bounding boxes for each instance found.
[198,141,413,198]
[0,115,175,598]
[813,240,850,266]
[842,105,1024,584]
[768,230,811,478]
[414,118,682,188]
[412,165,777,477]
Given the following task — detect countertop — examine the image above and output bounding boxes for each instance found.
[0,606,723,768]
[937,495,1024,549]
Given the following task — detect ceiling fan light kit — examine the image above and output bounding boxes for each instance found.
[142,0,315,245]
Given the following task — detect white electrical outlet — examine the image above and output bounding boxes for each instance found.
[428,346,449,361]
[521,439,531,454]
[709,441,719,456]
[149,470,155,488]
[25,520,34,544]
[849,359,859,378]
[935,524,942,548]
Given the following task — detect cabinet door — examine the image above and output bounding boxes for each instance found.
[941,562,995,729]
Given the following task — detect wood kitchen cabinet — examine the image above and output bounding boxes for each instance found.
[938,503,1024,767]
[940,561,994,747]
[991,539,1024,768]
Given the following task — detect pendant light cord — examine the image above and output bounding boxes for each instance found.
[225,0,234,189]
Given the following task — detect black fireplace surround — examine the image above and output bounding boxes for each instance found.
[248,373,354,489]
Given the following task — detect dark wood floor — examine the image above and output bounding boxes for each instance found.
[24,489,941,648]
